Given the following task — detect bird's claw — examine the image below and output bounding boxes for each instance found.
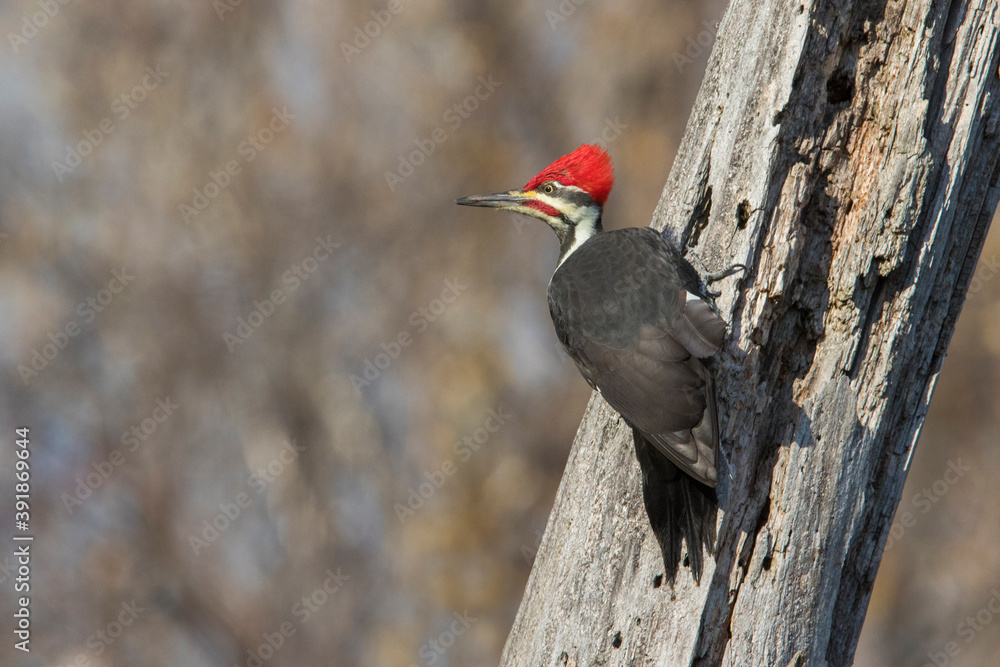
[704,263,747,284]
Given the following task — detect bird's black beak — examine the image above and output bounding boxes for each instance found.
[456,191,530,208]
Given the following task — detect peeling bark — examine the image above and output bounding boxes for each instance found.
[501,1,1000,665]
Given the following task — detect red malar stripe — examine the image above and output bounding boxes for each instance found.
[525,199,561,218]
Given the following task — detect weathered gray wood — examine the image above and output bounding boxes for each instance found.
[501,1,1000,665]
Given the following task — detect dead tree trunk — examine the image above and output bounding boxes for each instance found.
[501,1,1000,665]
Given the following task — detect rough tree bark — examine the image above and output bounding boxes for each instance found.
[501,1,1000,666]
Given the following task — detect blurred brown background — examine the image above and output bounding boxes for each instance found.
[1,1,997,665]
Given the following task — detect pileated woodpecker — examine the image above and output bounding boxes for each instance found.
[458,144,738,583]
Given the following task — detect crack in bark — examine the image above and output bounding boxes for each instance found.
[846,271,886,380]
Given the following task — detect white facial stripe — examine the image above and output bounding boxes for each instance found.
[533,191,577,220]
[535,183,602,267]
[534,184,589,218]
[572,205,600,232]
[534,189,600,229]
[518,201,564,228]
[557,222,597,267]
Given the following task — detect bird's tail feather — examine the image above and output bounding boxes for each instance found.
[633,429,717,584]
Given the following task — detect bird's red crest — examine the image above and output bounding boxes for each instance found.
[524,144,614,205]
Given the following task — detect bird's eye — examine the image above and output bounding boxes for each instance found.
[543,184,554,194]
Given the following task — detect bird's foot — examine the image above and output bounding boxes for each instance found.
[701,264,746,298]
[685,252,747,299]
[704,263,747,284]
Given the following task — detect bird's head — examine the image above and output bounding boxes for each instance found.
[457,144,614,264]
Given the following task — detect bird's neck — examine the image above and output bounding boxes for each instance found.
[556,205,603,268]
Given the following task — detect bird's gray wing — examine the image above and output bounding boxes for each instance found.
[569,313,721,487]
[548,228,726,487]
